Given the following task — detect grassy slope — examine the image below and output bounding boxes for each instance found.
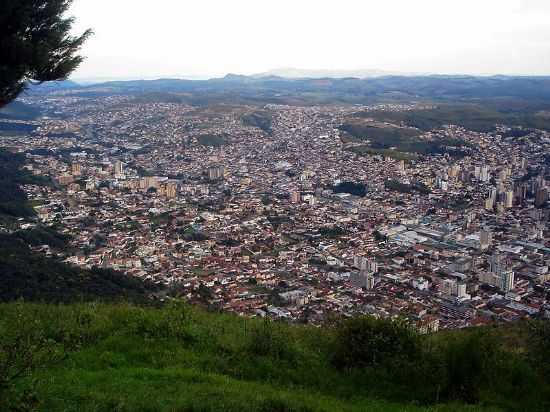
[359,105,550,132]
[0,303,516,412]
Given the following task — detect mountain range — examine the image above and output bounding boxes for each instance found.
[18,73,550,112]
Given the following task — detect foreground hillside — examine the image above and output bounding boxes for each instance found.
[1,302,549,412]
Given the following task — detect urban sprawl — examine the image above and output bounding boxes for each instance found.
[3,95,550,332]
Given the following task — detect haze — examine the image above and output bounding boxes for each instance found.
[69,0,550,80]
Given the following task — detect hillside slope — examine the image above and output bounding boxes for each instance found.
[1,302,549,412]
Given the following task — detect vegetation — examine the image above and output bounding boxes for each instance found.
[0,230,156,304]
[242,110,273,134]
[177,225,210,241]
[0,101,41,120]
[0,149,51,222]
[0,302,549,412]
[11,225,71,249]
[340,123,420,143]
[361,105,550,133]
[385,179,431,195]
[197,133,227,147]
[0,121,37,136]
[332,181,367,197]
[38,75,550,110]
[0,0,92,107]
[340,122,467,156]
[319,226,347,239]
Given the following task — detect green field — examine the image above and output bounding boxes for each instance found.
[339,122,467,157]
[358,105,550,132]
[197,134,227,147]
[1,302,549,412]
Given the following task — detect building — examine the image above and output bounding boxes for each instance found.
[505,190,514,208]
[441,279,456,296]
[114,160,124,176]
[479,254,515,292]
[480,229,492,251]
[535,188,548,208]
[207,165,225,180]
[140,176,159,190]
[159,181,177,198]
[57,174,74,185]
[480,165,490,182]
[412,277,429,291]
[441,278,470,299]
[353,256,378,273]
[71,163,82,176]
[351,270,375,289]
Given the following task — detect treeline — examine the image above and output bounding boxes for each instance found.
[0,121,37,135]
[11,226,71,249]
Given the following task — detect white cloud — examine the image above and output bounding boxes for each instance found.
[68,0,550,79]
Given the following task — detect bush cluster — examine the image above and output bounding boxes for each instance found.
[332,315,550,408]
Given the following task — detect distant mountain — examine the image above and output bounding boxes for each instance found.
[252,67,418,79]
[25,74,550,111]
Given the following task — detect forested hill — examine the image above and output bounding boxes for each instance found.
[0,148,157,303]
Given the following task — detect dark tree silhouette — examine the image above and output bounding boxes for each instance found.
[0,0,91,107]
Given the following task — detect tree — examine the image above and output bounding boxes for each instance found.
[0,0,91,107]
[332,316,421,370]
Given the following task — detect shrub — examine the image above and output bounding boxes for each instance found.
[331,316,421,370]
[0,303,65,404]
[124,303,194,343]
[247,319,295,362]
[527,320,550,378]
[442,331,501,403]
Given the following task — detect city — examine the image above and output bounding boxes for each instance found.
[2,93,549,331]
[3,1,550,410]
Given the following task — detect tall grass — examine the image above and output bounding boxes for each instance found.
[0,302,548,412]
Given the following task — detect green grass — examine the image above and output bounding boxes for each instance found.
[348,145,418,160]
[339,121,467,157]
[357,104,550,132]
[197,134,226,147]
[1,302,547,412]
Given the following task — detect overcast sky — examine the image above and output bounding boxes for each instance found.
[69,0,550,80]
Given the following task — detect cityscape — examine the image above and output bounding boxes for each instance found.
[3,2,550,411]
[3,92,549,331]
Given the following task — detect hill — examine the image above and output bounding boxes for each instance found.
[0,230,156,303]
[241,110,273,134]
[30,75,550,110]
[0,148,157,304]
[1,302,549,412]
[339,121,468,158]
[0,101,41,120]
[357,105,550,132]
[0,149,49,224]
